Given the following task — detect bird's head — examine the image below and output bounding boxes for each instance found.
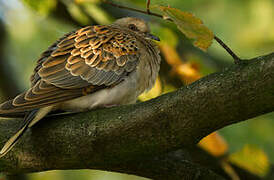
[112,17,160,41]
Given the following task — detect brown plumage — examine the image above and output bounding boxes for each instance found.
[0,17,161,157]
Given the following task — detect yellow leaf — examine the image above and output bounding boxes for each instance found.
[159,6,214,51]
[221,161,240,180]
[199,132,228,157]
[139,77,162,101]
[159,44,201,84]
[159,43,181,66]
[229,144,270,177]
[175,62,201,84]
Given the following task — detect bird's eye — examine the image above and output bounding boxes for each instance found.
[128,24,138,31]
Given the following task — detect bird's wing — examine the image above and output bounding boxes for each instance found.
[0,25,141,114]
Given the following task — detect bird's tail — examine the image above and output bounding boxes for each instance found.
[0,106,52,158]
[0,110,37,158]
[0,99,26,118]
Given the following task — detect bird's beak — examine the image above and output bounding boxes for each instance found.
[145,33,160,41]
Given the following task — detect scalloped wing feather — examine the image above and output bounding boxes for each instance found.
[38,25,141,88]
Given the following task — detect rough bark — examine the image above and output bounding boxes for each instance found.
[0,52,273,179]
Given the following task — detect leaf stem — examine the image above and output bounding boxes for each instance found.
[146,0,151,14]
[102,0,163,18]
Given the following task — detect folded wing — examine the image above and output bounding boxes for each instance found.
[0,25,141,115]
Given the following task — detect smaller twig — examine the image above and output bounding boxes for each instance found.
[102,0,163,18]
[214,36,242,64]
[146,0,151,14]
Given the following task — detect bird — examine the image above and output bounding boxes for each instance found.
[0,17,161,158]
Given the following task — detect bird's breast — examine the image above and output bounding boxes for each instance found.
[136,42,161,94]
[59,71,139,112]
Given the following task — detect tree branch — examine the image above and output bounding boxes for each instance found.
[113,148,226,180]
[0,52,273,178]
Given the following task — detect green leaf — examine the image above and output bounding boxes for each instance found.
[159,6,214,51]
[22,0,57,15]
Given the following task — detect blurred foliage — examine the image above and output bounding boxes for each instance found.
[22,0,57,15]
[220,113,274,162]
[27,170,149,180]
[139,77,162,101]
[199,132,228,157]
[0,0,273,179]
[77,2,113,24]
[229,144,270,177]
[62,0,92,25]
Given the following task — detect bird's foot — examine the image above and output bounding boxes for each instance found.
[103,104,119,108]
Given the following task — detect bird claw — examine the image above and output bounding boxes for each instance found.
[103,104,119,108]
